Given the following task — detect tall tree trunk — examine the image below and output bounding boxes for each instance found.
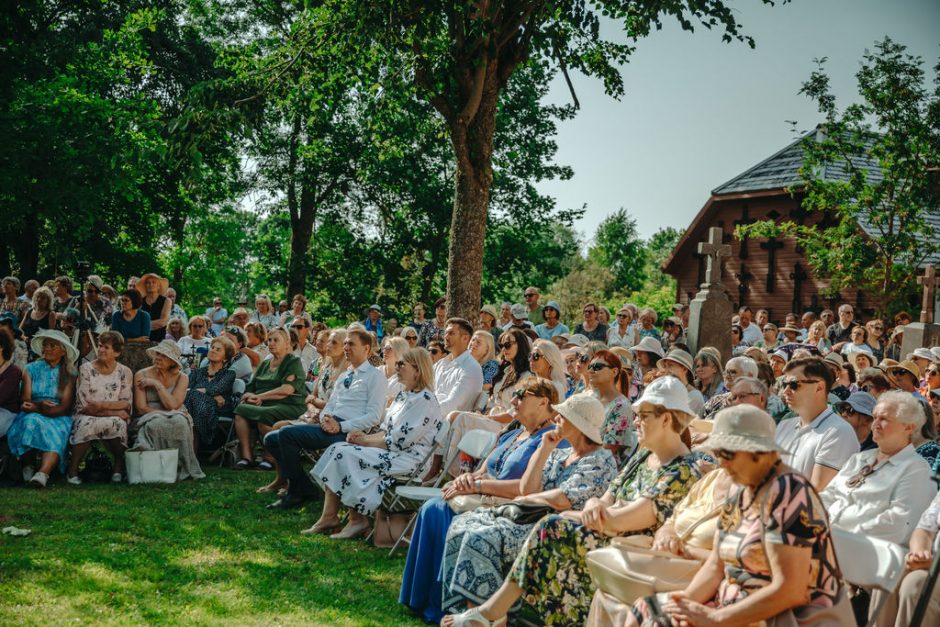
[445,81,499,320]
[15,215,39,279]
[286,180,317,299]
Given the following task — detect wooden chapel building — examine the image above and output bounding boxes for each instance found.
[662,128,920,323]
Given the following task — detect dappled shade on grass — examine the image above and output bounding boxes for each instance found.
[0,467,422,626]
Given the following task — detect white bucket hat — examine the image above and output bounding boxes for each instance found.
[30,329,79,365]
[146,339,184,368]
[630,336,665,359]
[703,405,782,453]
[552,392,605,444]
[911,347,940,364]
[632,376,694,426]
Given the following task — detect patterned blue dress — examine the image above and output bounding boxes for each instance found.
[7,360,73,472]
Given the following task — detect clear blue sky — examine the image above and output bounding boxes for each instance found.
[537,0,940,242]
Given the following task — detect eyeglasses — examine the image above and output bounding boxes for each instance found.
[529,352,542,361]
[779,378,821,391]
[846,463,878,488]
[405,335,417,340]
[512,388,535,401]
[429,348,444,355]
[394,360,406,369]
[577,353,590,363]
[583,309,595,315]
[616,314,629,319]
[524,293,536,298]
[587,362,614,372]
[498,341,515,350]
[291,324,305,330]
[712,449,737,461]
[926,369,939,376]
[730,392,760,402]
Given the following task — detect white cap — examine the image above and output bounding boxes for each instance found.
[632,376,693,426]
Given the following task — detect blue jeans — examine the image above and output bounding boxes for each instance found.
[264,424,346,498]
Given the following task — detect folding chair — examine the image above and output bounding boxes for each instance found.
[831,526,907,627]
[383,428,498,556]
[214,378,246,467]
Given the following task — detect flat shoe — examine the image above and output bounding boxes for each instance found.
[256,484,284,494]
[266,495,310,510]
[330,521,371,540]
[234,458,254,470]
[256,460,274,471]
[441,607,506,627]
[301,520,342,535]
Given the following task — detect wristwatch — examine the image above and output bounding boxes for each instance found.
[474,479,482,494]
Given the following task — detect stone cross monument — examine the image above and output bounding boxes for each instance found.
[901,264,940,359]
[687,227,734,361]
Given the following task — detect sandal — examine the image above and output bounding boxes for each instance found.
[301,519,342,535]
[234,458,254,470]
[441,608,506,627]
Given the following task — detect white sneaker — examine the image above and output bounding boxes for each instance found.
[29,471,48,488]
[66,475,82,485]
[22,466,35,482]
[111,473,123,483]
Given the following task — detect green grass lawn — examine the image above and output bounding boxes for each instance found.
[0,467,425,626]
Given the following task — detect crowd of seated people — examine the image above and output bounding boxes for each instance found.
[4,273,940,625]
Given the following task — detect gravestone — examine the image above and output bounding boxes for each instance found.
[687,227,734,362]
[900,264,940,359]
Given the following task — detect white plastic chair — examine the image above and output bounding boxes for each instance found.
[384,429,498,556]
[831,526,907,627]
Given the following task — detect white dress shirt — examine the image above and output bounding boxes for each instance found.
[776,407,859,477]
[433,349,484,417]
[606,323,637,348]
[740,322,762,346]
[822,444,937,545]
[322,361,387,433]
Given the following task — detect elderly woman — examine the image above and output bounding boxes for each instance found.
[693,349,724,401]
[66,331,133,484]
[21,286,58,340]
[310,347,443,538]
[469,330,499,393]
[278,293,312,329]
[702,355,758,419]
[588,349,635,460]
[529,339,568,402]
[805,319,832,354]
[637,307,660,341]
[132,340,204,480]
[624,405,854,626]
[400,326,419,348]
[250,294,279,329]
[81,276,112,332]
[243,321,269,366]
[756,322,780,350]
[136,273,172,342]
[882,489,940,626]
[232,328,306,469]
[165,317,185,342]
[401,377,562,624]
[0,327,22,438]
[660,348,705,417]
[607,306,638,348]
[428,340,448,364]
[441,377,701,626]
[185,336,237,450]
[1,276,28,321]
[176,315,211,361]
[442,393,618,617]
[110,289,151,342]
[7,329,77,487]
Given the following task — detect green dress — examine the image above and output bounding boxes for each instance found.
[506,449,701,625]
[236,354,306,426]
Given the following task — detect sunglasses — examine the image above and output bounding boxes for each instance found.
[529,352,543,361]
[587,362,613,372]
[405,335,417,340]
[730,392,760,402]
[846,463,878,488]
[779,378,820,391]
[616,314,629,319]
[291,324,305,330]
[498,341,516,350]
[712,449,737,461]
[524,293,536,298]
[577,353,590,363]
[512,388,534,401]
[394,360,406,369]
[429,348,445,355]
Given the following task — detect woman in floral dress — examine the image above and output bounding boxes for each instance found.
[587,349,635,462]
[66,331,133,484]
[442,376,701,627]
[441,393,617,616]
[185,336,237,449]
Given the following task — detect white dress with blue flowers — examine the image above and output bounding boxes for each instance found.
[312,388,443,516]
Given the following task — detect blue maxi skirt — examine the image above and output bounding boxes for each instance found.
[399,497,456,623]
[7,412,73,473]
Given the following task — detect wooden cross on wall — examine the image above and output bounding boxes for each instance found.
[760,237,785,293]
[918,264,940,323]
[737,263,754,304]
[790,263,808,314]
[733,205,757,259]
[697,226,732,287]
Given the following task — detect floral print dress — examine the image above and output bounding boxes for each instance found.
[70,361,133,446]
[598,394,636,460]
[506,449,701,625]
[441,447,617,615]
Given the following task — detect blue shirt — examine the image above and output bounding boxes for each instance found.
[486,424,568,479]
[323,361,387,433]
[111,309,151,340]
[535,322,570,340]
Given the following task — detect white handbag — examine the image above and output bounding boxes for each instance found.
[125,448,178,484]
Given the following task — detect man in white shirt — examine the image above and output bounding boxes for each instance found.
[776,357,859,490]
[422,317,484,480]
[821,390,936,546]
[288,316,318,371]
[737,306,763,346]
[264,327,386,509]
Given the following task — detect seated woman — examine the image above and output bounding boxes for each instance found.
[165,317,185,342]
[881,489,940,626]
[250,294,279,329]
[400,377,561,624]
[401,326,420,349]
[529,339,568,401]
[243,321,269,367]
[428,340,448,364]
[441,393,618,617]
[692,349,724,402]
[111,289,151,342]
[587,467,734,626]
[176,315,211,361]
[310,347,443,538]
[278,293,313,329]
[381,336,410,405]
[66,331,133,484]
[587,349,635,461]
[132,340,205,480]
[627,405,853,627]
[441,376,701,627]
[21,286,58,341]
[660,348,705,417]
[7,329,77,487]
[185,336,237,451]
[232,328,306,469]
[221,326,254,381]
[470,330,498,394]
[0,326,23,439]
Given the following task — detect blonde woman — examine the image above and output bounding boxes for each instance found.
[382,336,411,404]
[469,330,498,393]
[529,339,568,401]
[177,316,211,358]
[250,294,279,329]
[244,321,269,366]
[21,286,57,340]
[805,319,831,354]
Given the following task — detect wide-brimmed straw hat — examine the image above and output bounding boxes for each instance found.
[661,348,694,376]
[703,405,782,454]
[136,272,169,296]
[888,359,921,382]
[30,329,79,364]
[146,339,183,368]
[632,376,694,427]
[479,304,498,320]
[630,336,665,359]
[779,324,801,335]
[552,392,605,444]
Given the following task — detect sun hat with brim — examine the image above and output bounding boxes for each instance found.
[847,350,876,371]
[146,339,184,368]
[368,304,382,314]
[0,312,22,339]
[565,334,589,348]
[630,336,665,359]
[632,376,694,426]
[689,418,713,434]
[770,349,789,364]
[543,300,562,316]
[552,392,605,444]
[703,405,782,454]
[878,358,899,371]
[823,352,844,369]
[911,348,940,364]
[930,388,940,400]
[836,391,877,418]
[480,304,498,320]
[779,324,801,335]
[30,329,79,364]
[85,275,104,291]
[661,349,694,375]
[510,303,528,320]
[931,347,940,361]
[888,359,921,381]
[136,272,169,296]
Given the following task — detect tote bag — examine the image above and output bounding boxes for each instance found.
[125,448,178,484]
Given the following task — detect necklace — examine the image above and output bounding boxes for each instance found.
[742,459,782,512]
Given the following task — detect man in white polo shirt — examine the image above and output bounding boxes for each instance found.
[776,356,859,490]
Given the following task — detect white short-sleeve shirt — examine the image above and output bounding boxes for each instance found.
[775,407,860,477]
